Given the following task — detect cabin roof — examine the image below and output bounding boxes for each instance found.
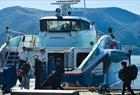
[40,16,91,23]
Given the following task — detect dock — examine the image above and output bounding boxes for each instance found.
[11,90,79,95]
[2,89,140,95]
[1,79,140,95]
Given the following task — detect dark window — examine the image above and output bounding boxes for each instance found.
[40,19,47,32]
[76,53,89,67]
[48,53,64,74]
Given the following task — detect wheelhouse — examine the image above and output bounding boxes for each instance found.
[40,16,94,32]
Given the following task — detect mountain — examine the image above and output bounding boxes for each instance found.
[78,7,140,54]
[0,6,140,53]
[0,6,54,45]
[84,7,140,45]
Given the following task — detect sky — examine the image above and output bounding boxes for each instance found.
[0,0,140,15]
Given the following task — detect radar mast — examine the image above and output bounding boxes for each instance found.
[52,0,80,16]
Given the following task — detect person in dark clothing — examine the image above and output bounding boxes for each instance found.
[20,61,31,89]
[34,56,42,89]
[17,46,28,87]
[119,61,135,95]
[39,58,64,89]
[53,58,64,89]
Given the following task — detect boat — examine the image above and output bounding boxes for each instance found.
[0,0,130,93]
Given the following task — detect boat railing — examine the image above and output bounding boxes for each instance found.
[67,47,74,52]
[8,35,40,50]
[3,35,27,65]
[0,43,6,67]
[5,50,10,65]
[12,35,23,64]
[3,36,20,65]
[65,47,75,70]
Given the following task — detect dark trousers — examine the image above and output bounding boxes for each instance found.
[122,81,135,95]
[35,74,41,89]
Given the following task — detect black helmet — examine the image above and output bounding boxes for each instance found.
[56,8,61,12]
[121,61,127,66]
[40,48,45,52]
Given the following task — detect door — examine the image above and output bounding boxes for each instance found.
[48,53,64,75]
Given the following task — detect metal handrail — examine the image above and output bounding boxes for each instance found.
[12,35,22,64]
[5,49,10,65]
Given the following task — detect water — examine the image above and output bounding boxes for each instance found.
[131,55,140,89]
[131,55,140,65]
[111,55,140,89]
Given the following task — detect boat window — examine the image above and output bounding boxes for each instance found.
[98,37,110,49]
[47,20,71,32]
[40,19,47,32]
[40,19,91,32]
[71,20,90,31]
[99,37,120,49]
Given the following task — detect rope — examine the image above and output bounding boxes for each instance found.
[110,80,121,88]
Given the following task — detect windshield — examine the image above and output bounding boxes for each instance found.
[48,20,71,32]
[40,19,91,32]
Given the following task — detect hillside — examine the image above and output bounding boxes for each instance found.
[0,6,140,53]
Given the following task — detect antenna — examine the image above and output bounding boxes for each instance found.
[83,0,86,8]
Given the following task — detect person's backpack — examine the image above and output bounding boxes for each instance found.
[22,61,31,75]
[119,69,124,81]
[128,64,138,80]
